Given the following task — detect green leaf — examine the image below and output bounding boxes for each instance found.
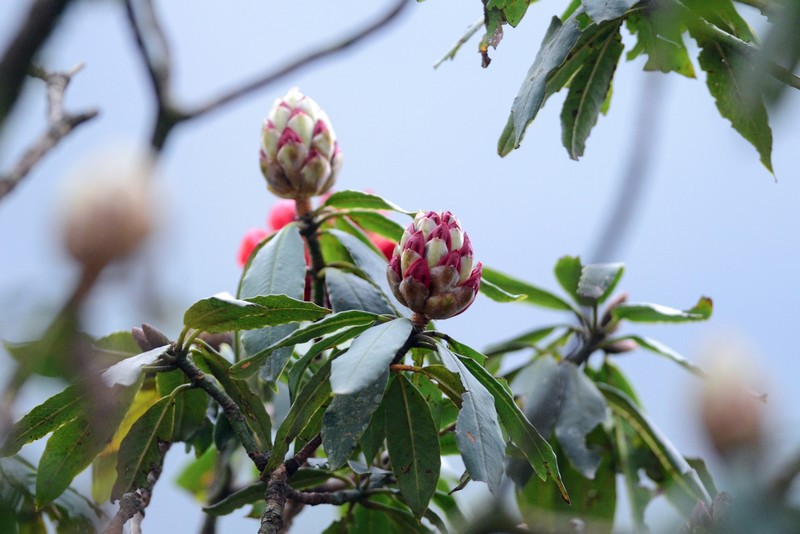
[498,14,582,156]
[478,277,526,303]
[434,17,483,69]
[231,310,379,379]
[688,296,713,319]
[1,386,83,457]
[239,224,307,382]
[359,392,387,463]
[612,299,711,323]
[100,345,170,387]
[517,428,616,532]
[577,263,624,304]
[3,312,90,378]
[328,229,406,316]
[322,369,389,469]
[697,39,773,173]
[175,446,217,500]
[456,354,567,501]
[197,349,272,451]
[36,382,140,506]
[681,0,756,42]
[610,413,652,530]
[436,344,506,495]
[481,266,576,312]
[553,362,607,477]
[582,0,638,23]
[111,395,175,500]
[588,360,642,406]
[599,383,709,503]
[345,210,405,242]
[323,190,412,214]
[325,268,395,315]
[486,0,530,27]
[267,362,332,472]
[554,255,583,302]
[204,480,264,516]
[183,293,329,333]
[626,12,696,77]
[609,335,708,379]
[155,370,209,444]
[484,326,559,356]
[420,365,465,407]
[560,21,623,159]
[330,319,412,395]
[385,375,441,518]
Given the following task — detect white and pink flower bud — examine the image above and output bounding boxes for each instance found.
[260,88,342,200]
[387,211,482,322]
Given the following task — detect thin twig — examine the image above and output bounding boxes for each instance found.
[0,64,98,201]
[0,0,74,130]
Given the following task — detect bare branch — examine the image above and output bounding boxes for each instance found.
[0,64,98,202]
[187,0,411,119]
[0,0,74,130]
[123,0,172,102]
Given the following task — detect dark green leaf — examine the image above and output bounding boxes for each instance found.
[458,354,567,501]
[582,0,637,23]
[554,255,583,302]
[323,190,412,214]
[436,344,506,495]
[239,224,307,382]
[478,277,526,303]
[626,12,696,77]
[385,375,441,518]
[359,392,387,463]
[610,413,652,530]
[517,428,616,533]
[230,310,378,379]
[267,362,332,472]
[577,263,624,304]
[553,362,607,478]
[681,0,756,42]
[697,40,773,173]
[100,345,170,387]
[155,370,209,444]
[93,331,142,366]
[687,457,718,498]
[588,360,642,406]
[3,312,90,378]
[442,337,486,366]
[486,0,530,27]
[1,386,83,457]
[345,210,405,242]
[184,293,329,333]
[325,268,395,315]
[560,22,623,159]
[599,384,709,503]
[175,446,217,499]
[481,266,576,312]
[330,319,412,395]
[197,349,272,451]
[613,300,710,323]
[421,365,465,407]
[204,480,264,516]
[36,382,140,506]
[322,369,389,469]
[111,395,175,500]
[328,229,406,316]
[498,14,582,156]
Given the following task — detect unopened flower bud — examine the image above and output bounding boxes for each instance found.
[387,211,482,322]
[62,151,153,270]
[260,88,342,200]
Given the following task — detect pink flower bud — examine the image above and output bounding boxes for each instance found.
[387,211,482,321]
[260,88,342,200]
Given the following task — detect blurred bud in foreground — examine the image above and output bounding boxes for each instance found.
[698,338,764,459]
[62,149,154,271]
[387,210,481,323]
[260,88,342,200]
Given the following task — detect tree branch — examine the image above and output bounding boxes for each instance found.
[0,64,98,201]
[0,0,74,130]
[259,434,323,534]
[103,441,171,534]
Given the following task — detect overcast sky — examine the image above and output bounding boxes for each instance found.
[1,1,799,531]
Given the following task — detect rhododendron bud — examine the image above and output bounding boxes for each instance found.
[237,227,270,267]
[260,88,342,200]
[387,211,482,322]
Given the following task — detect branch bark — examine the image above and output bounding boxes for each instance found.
[0,64,98,202]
